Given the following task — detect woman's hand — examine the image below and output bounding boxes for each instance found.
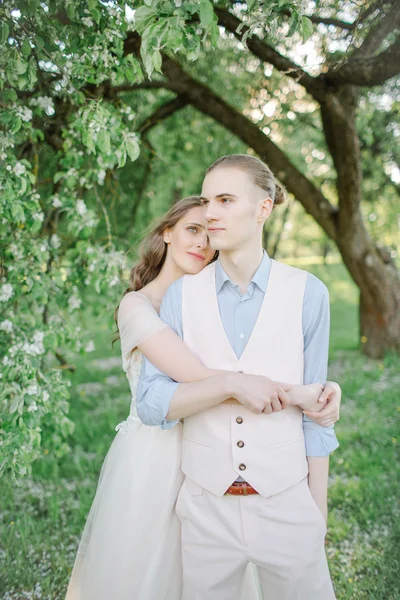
[303,381,341,427]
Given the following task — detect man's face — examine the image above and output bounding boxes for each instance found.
[200,167,268,252]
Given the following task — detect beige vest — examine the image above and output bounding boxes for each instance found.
[181,259,309,497]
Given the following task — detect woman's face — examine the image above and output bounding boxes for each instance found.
[164,206,215,275]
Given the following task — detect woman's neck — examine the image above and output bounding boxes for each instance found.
[141,257,184,310]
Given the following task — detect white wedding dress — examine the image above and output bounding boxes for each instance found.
[66,293,262,600]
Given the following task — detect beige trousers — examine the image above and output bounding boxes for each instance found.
[176,476,336,600]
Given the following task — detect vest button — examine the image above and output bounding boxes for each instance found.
[236,417,243,424]
[239,463,246,471]
[237,440,244,448]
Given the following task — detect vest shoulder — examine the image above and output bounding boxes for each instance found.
[273,261,328,294]
[272,259,308,279]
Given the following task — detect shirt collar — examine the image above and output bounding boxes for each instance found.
[215,250,271,295]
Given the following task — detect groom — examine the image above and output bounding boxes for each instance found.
[137,154,338,599]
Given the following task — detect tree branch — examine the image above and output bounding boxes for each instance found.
[137,95,190,135]
[214,7,327,102]
[325,37,400,86]
[352,0,400,58]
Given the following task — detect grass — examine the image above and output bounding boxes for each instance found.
[1,262,399,599]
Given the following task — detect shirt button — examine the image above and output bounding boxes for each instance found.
[239,463,246,471]
[239,333,244,339]
[236,417,243,424]
[237,440,244,448]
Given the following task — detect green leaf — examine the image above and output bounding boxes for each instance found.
[98,130,111,155]
[287,10,299,37]
[11,117,22,134]
[0,22,9,44]
[125,137,140,162]
[134,6,157,34]
[21,39,32,56]
[301,16,314,42]
[199,0,214,27]
[15,58,28,74]
[11,203,25,222]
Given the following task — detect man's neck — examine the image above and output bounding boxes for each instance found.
[218,246,264,294]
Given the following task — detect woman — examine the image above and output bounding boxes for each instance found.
[66,196,341,600]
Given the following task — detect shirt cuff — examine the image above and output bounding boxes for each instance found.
[136,380,179,428]
[303,415,339,456]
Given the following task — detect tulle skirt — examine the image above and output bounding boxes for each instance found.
[66,417,262,600]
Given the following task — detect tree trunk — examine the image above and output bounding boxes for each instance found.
[321,89,400,357]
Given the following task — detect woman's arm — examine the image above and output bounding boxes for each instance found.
[137,327,291,420]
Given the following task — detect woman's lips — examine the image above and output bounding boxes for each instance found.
[208,227,225,233]
[187,252,206,261]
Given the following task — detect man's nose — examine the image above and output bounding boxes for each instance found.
[205,202,218,222]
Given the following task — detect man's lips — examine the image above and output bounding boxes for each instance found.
[187,252,206,261]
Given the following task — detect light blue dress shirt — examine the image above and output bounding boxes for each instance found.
[136,252,339,457]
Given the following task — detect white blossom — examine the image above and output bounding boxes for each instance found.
[17,106,33,122]
[27,401,38,412]
[26,384,39,396]
[50,234,61,249]
[2,355,10,365]
[0,319,13,332]
[85,340,95,353]
[68,295,82,311]
[109,276,119,287]
[76,199,88,216]
[33,211,44,222]
[52,195,62,208]
[13,162,26,176]
[33,331,44,344]
[97,169,106,185]
[31,96,55,115]
[0,283,14,302]
[82,17,94,27]
[42,391,50,402]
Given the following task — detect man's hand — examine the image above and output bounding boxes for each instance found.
[304,381,341,427]
[232,374,291,415]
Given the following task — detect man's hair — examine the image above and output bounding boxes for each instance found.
[206,154,286,206]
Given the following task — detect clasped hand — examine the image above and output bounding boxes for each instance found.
[233,374,341,427]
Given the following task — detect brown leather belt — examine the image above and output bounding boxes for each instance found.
[224,482,259,496]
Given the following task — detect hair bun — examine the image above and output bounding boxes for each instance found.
[274,183,286,206]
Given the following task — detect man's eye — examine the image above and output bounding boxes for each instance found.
[201,200,209,206]
[220,197,231,203]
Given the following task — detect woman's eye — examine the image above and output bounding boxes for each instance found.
[220,197,231,203]
[188,226,198,233]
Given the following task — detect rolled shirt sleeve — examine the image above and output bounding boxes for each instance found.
[302,273,339,456]
[135,280,183,429]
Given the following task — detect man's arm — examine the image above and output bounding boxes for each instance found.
[302,274,339,521]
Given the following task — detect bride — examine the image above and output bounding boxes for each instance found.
[65,196,341,600]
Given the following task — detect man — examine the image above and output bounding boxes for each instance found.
[137,154,339,599]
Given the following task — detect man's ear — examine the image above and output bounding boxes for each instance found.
[163,228,171,244]
[257,197,274,223]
